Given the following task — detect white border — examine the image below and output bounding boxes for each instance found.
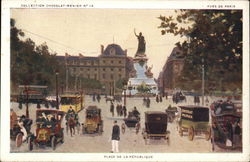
[1,0,249,161]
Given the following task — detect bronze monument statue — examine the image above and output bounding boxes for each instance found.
[134,29,146,54]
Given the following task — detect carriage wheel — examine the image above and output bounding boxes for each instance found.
[205,127,211,141]
[28,136,33,151]
[51,136,56,150]
[188,127,194,141]
[179,127,183,137]
[15,133,23,147]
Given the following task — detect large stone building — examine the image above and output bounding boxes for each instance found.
[158,47,184,95]
[56,44,132,94]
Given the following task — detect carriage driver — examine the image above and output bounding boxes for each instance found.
[66,106,79,124]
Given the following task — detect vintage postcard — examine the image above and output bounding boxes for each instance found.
[1,0,249,161]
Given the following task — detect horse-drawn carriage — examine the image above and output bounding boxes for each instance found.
[10,114,32,147]
[142,111,170,145]
[211,100,242,150]
[172,92,186,104]
[82,106,103,134]
[28,109,65,151]
[178,105,211,141]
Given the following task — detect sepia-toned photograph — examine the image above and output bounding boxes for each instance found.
[1,0,249,161]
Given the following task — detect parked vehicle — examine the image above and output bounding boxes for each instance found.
[10,115,32,147]
[82,106,103,134]
[178,105,211,141]
[18,85,48,104]
[28,109,65,151]
[142,111,170,145]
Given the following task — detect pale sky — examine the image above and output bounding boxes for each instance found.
[11,9,187,78]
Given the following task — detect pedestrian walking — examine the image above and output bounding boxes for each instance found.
[111,120,120,153]
[143,97,146,106]
[159,95,162,102]
[18,102,22,109]
[156,95,159,103]
[37,102,41,109]
[97,94,101,103]
[165,92,168,100]
[45,101,49,108]
[122,105,127,118]
[110,103,114,117]
[119,105,123,116]
[146,97,150,108]
[92,94,96,102]
[116,104,119,116]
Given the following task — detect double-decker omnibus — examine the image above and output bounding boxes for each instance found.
[18,85,48,104]
[60,93,85,112]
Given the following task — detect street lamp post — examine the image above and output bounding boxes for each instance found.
[202,58,205,106]
[56,71,59,109]
[25,85,29,118]
[123,85,127,106]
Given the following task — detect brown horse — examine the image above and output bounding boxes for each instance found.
[67,117,76,137]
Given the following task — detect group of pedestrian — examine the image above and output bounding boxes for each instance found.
[143,97,151,108]
[155,95,163,103]
[92,93,101,103]
[116,104,127,117]
[194,96,200,105]
[110,102,127,117]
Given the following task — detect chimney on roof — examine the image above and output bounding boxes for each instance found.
[79,53,84,58]
[101,45,104,54]
[124,49,127,56]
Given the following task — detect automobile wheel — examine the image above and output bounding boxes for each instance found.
[188,127,194,141]
[28,136,33,151]
[179,127,183,137]
[16,133,23,147]
[51,136,56,150]
[205,127,211,141]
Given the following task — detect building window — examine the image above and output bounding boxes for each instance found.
[119,60,122,64]
[95,68,97,71]
[119,68,122,72]
[91,61,94,65]
[80,68,83,71]
[103,74,106,79]
[111,60,114,64]
[103,60,106,63]
[103,68,106,71]
[87,68,90,71]
[110,74,114,80]
[111,68,113,71]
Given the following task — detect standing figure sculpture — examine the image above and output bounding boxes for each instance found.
[134,29,146,54]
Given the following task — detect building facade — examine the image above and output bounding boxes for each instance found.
[158,47,184,95]
[56,44,132,94]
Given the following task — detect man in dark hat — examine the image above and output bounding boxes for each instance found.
[111,120,120,153]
